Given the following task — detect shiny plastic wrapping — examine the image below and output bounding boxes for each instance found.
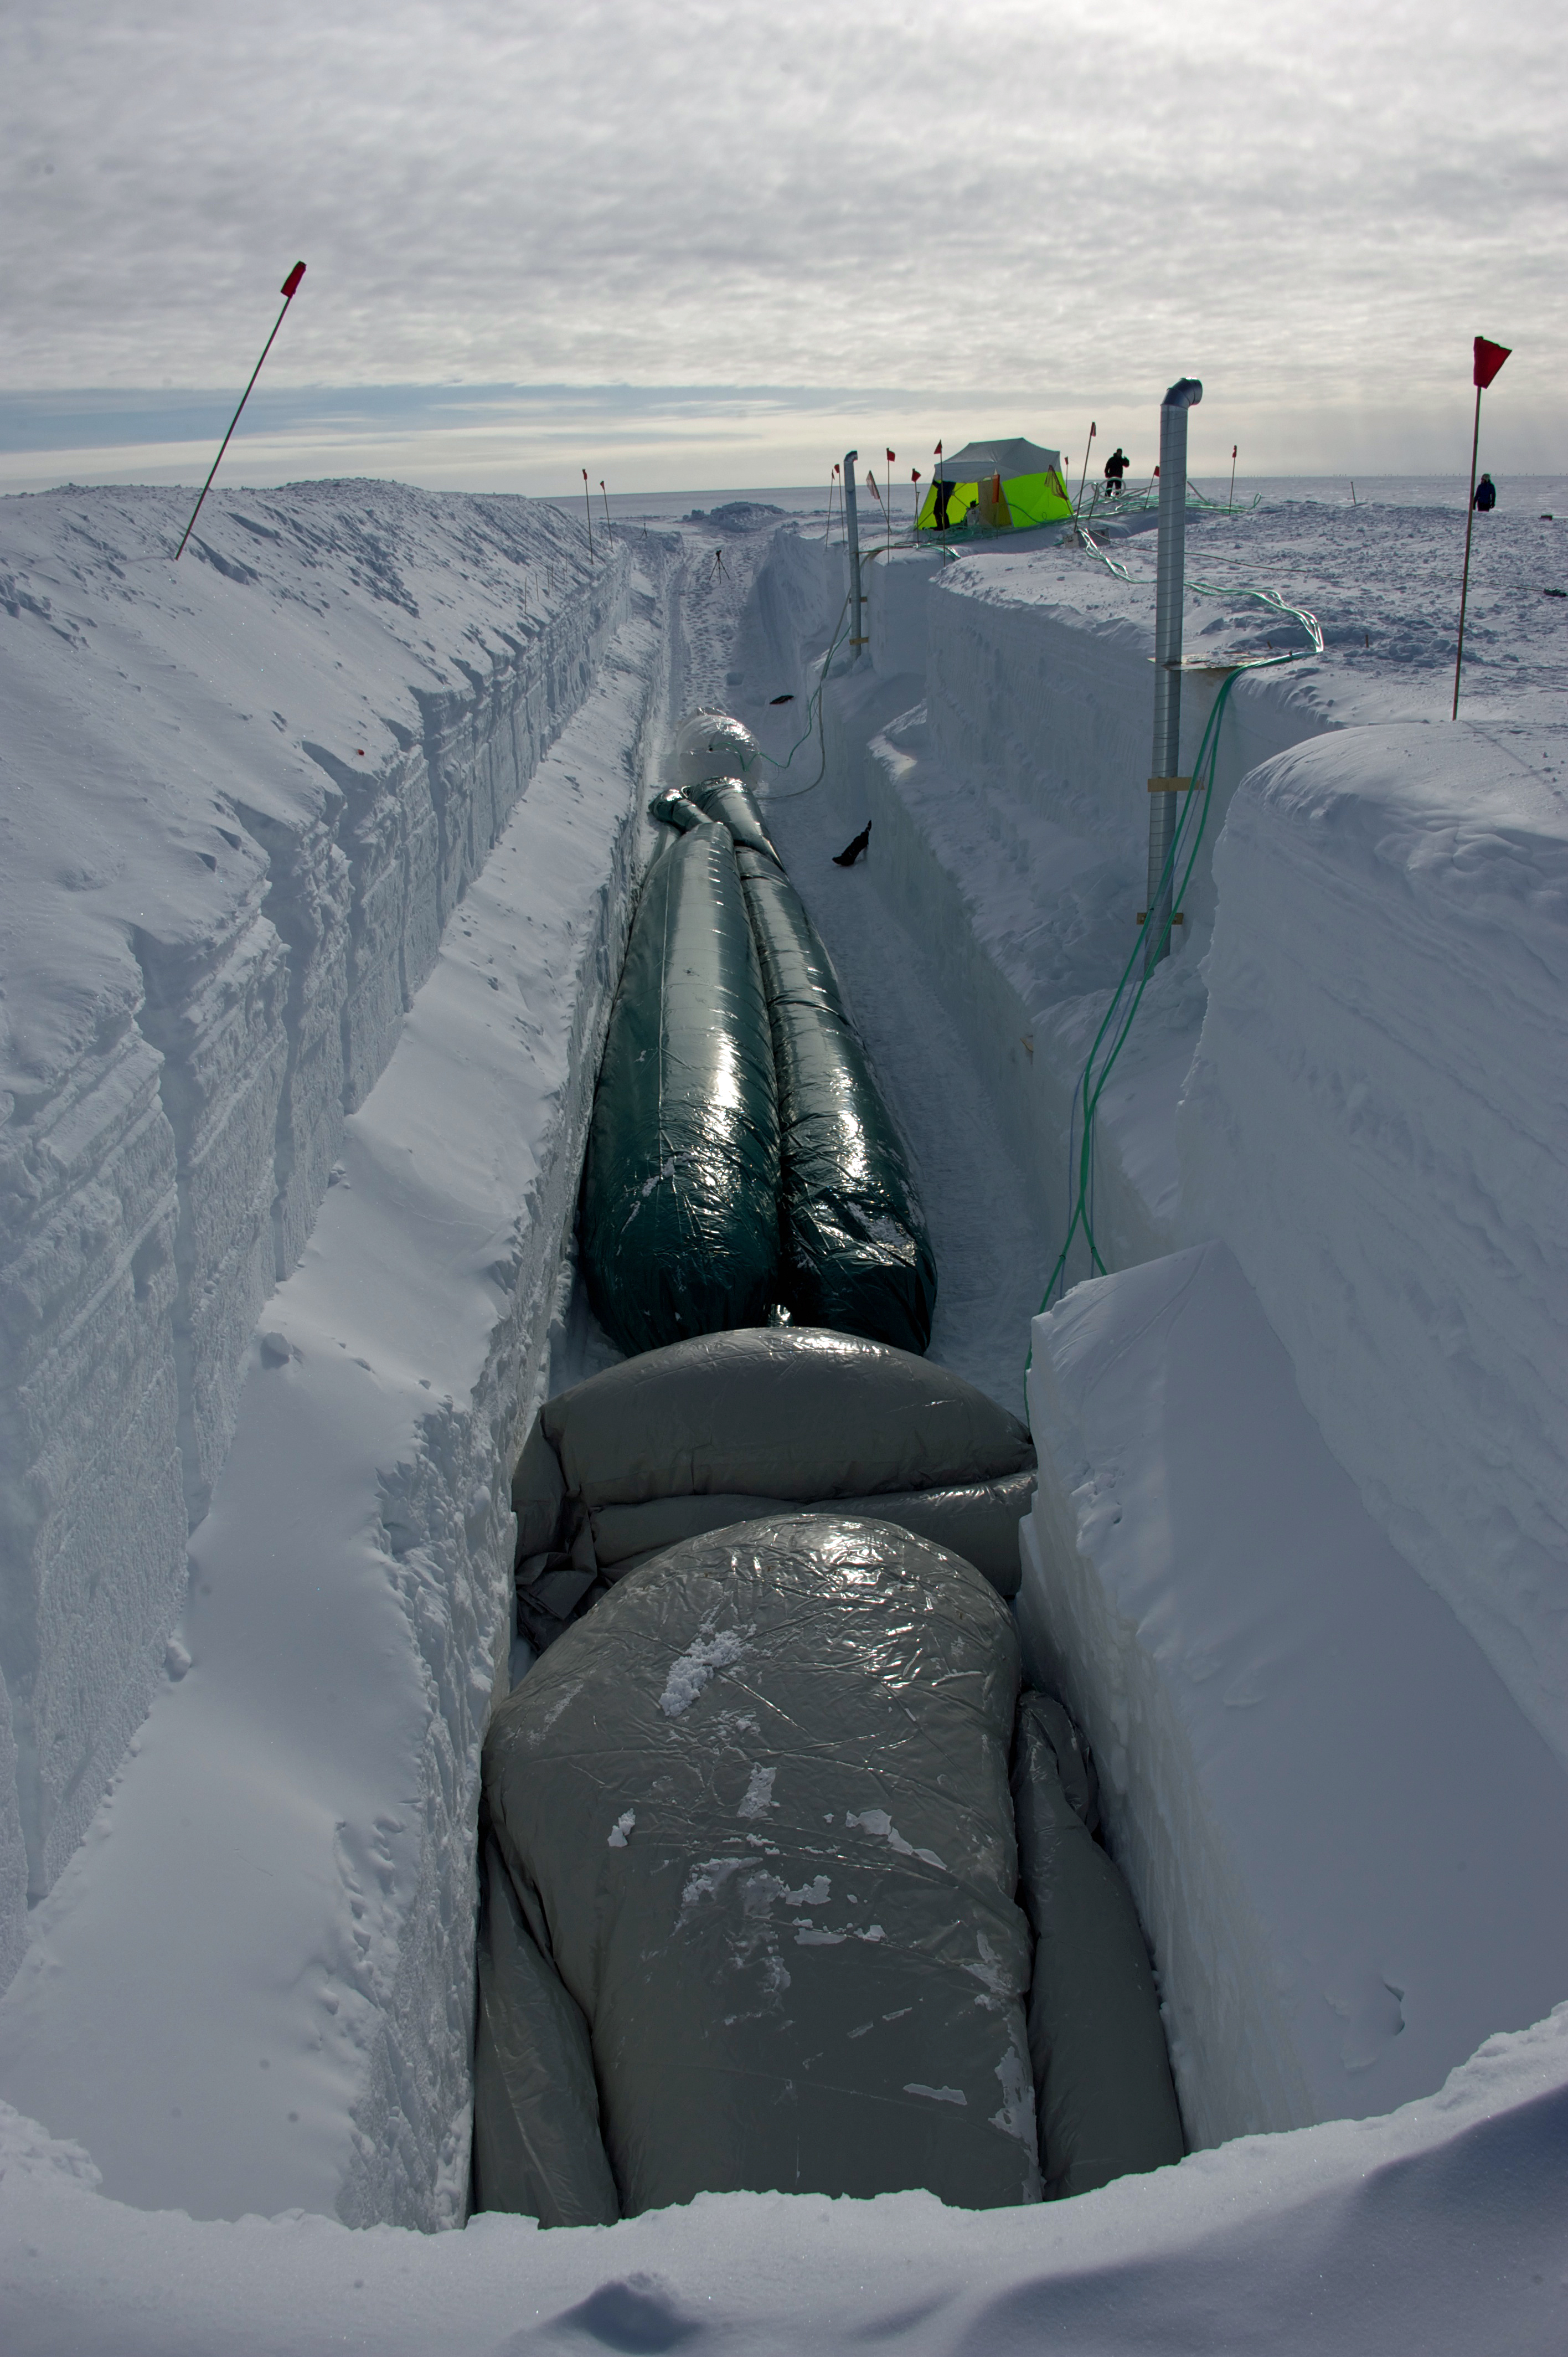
[472,1836,621,2225]
[671,708,762,793]
[540,1327,1033,1510]
[481,1513,1041,2218]
[587,1469,1035,1598]
[736,850,937,1353]
[1010,1693,1185,2197]
[687,776,785,867]
[577,820,780,1356]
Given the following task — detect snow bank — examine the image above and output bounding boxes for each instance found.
[767,498,1568,1284]
[745,516,1568,2153]
[1180,721,1568,1768]
[5,2003,1568,2354]
[1020,1241,1568,2147]
[0,483,630,2025]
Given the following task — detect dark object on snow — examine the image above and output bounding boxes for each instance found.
[769,691,795,704]
[1473,473,1497,512]
[479,1512,1040,2220]
[540,1325,1032,1510]
[472,1833,621,2225]
[646,785,707,833]
[589,1469,1036,1599]
[737,851,936,1351]
[834,823,871,867]
[519,1326,1036,1613]
[1010,1693,1185,2199]
[577,821,780,1356]
[685,776,785,868]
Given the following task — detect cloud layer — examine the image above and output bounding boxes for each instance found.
[3,1,1562,475]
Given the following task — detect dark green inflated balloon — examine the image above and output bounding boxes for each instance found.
[579,823,780,1355]
[736,845,937,1355]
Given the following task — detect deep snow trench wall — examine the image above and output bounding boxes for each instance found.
[739,516,1568,1783]
[0,483,629,1987]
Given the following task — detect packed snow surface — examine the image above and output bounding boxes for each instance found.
[1021,1241,1568,2145]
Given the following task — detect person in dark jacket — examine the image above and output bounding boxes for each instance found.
[1473,473,1497,511]
[1104,448,1129,494]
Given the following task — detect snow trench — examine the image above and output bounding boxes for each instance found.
[732,514,1568,2155]
[2,486,1566,2285]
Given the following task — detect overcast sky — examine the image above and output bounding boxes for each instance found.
[2,0,1562,488]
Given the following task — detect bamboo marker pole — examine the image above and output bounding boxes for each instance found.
[1075,421,1096,517]
[582,470,595,562]
[1453,334,1512,719]
[175,262,306,559]
[1227,444,1237,512]
[600,480,612,539]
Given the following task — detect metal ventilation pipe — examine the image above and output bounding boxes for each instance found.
[843,450,864,661]
[1145,377,1203,971]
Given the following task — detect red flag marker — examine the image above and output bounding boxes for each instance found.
[1453,335,1512,716]
[175,263,306,559]
[1474,336,1510,390]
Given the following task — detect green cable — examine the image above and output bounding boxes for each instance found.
[1026,635,1316,1373]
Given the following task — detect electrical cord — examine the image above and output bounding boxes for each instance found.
[1028,615,1320,1367]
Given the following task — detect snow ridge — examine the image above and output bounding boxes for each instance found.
[0,482,627,1984]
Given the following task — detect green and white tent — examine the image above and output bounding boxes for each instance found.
[916,435,1071,533]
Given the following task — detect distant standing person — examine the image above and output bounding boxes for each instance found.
[1473,472,1497,512]
[1104,447,1129,494]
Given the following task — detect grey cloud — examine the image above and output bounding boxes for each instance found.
[0,0,1562,464]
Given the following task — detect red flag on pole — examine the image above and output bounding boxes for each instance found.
[174,261,307,559]
[1473,337,1510,390]
[1454,335,1512,715]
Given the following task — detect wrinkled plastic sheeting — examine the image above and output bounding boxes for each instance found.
[588,1471,1035,1598]
[481,1513,1041,2217]
[540,1328,1033,1509]
[1011,1693,1185,2197]
[647,786,706,834]
[671,708,761,794]
[472,1838,621,2226]
[736,849,937,1353]
[687,776,785,867]
[577,820,780,1356]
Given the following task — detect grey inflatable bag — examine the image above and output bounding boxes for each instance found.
[589,1468,1034,1598]
[482,1513,1041,2216]
[541,1326,1033,1510]
[472,1837,621,2225]
[1010,1692,1184,2198]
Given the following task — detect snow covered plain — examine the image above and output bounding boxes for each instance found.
[2,476,1567,2347]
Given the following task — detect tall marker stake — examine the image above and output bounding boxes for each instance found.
[1075,420,1096,517]
[1146,377,1203,974]
[1453,334,1511,718]
[582,471,595,562]
[843,451,864,661]
[1227,444,1237,512]
[174,261,306,560]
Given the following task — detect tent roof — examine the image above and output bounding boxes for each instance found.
[936,436,1060,481]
